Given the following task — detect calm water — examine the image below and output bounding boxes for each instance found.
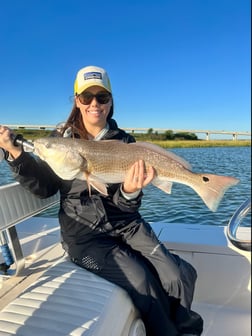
[0,147,251,227]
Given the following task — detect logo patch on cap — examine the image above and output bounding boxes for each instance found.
[84,72,102,80]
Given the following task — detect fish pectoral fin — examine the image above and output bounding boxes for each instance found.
[152,177,173,194]
[88,175,108,196]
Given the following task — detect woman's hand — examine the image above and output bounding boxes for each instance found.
[122,160,155,194]
[0,125,22,159]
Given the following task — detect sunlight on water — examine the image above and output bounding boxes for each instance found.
[0,146,251,226]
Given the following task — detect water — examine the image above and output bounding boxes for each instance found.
[0,147,251,227]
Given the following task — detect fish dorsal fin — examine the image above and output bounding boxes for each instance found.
[130,142,192,170]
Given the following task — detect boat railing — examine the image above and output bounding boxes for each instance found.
[0,182,60,276]
[227,198,251,251]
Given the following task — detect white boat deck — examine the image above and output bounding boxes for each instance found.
[0,217,251,336]
[0,183,251,335]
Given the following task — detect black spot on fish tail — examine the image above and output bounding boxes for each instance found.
[202,176,210,183]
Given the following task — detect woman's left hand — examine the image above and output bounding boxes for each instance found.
[122,160,155,194]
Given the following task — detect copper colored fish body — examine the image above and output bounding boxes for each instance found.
[33,137,240,212]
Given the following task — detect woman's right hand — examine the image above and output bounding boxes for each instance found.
[0,125,22,159]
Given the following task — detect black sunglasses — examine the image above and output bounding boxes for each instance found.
[78,91,111,105]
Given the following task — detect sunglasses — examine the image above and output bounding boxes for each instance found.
[78,91,111,105]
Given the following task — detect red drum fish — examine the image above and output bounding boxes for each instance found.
[33,138,240,212]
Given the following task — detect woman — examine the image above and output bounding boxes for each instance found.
[0,65,203,336]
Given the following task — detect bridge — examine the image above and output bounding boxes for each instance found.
[123,128,251,140]
[4,124,251,140]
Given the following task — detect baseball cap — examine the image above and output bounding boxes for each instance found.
[74,65,112,95]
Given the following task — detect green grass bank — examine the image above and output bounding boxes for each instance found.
[150,139,251,148]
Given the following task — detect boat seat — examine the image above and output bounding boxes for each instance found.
[0,256,145,336]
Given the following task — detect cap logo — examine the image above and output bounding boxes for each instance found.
[84,71,102,80]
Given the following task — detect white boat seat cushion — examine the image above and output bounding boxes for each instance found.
[0,257,144,335]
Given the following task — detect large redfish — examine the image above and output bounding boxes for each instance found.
[33,138,239,212]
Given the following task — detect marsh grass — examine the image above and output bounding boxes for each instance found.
[150,139,251,148]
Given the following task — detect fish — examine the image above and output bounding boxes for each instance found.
[33,137,240,212]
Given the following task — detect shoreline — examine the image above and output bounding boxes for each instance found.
[150,139,251,148]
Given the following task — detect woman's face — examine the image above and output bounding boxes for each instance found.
[75,85,112,129]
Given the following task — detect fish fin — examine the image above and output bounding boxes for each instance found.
[152,177,173,194]
[131,142,192,170]
[88,174,109,196]
[192,173,240,212]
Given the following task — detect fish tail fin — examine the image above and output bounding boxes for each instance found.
[193,174,240,212]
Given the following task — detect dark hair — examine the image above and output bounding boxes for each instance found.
[63,97,114,139]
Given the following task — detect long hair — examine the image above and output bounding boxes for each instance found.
[62,97,114,139]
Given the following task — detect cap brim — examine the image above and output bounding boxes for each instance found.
[76,82,111,95]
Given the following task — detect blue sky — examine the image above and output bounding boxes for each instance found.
[0,0,251,138]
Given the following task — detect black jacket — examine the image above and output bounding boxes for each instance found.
[8,120,143,257]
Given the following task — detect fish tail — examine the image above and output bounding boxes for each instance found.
[193,173,240,212]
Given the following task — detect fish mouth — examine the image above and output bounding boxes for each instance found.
[34,147,43,158]
[33,143,47,160]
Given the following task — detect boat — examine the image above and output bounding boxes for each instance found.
[0,182,251,335]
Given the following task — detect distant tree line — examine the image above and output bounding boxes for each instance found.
[133,128,198,141]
